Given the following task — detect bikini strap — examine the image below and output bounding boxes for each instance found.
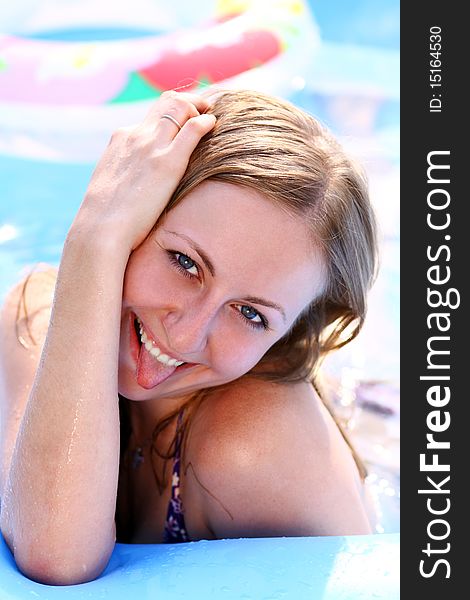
[163,407,190,542]
[171,408,184,497]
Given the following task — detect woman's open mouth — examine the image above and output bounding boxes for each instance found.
[131,314,195,389]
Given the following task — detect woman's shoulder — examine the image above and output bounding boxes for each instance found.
[190,377,325,462]
[187,377,371,537]
[191,376,354,473]
[209,375,321,418]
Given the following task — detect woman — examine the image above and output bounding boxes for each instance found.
[0,89,378,585]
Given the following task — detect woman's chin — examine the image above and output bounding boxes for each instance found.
[117,379,145,401]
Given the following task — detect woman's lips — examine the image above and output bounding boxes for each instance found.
[129,312,140,364]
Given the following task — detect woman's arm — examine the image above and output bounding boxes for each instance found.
[0,91,216,585]
[192,378,372,539]
[0,235,126,585]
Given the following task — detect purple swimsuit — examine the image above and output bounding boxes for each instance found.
[163,409,190,543]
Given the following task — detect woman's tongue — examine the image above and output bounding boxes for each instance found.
[136,343,177,389]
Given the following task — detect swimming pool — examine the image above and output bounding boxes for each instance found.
[0,0,400,535]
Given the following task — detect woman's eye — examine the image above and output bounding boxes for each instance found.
[236,304,269,330]
[168,251,199,277]
[240,305,262,322]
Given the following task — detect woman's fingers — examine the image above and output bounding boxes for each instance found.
[153,105,199,148]
[144,90,210,121]
[143,90,212,147]
[170,113,216,156]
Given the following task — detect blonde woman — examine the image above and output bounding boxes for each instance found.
[0,89,377,585]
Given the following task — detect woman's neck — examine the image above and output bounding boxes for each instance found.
[126,393,191,446]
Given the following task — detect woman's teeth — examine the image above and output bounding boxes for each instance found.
[136,318,184,367]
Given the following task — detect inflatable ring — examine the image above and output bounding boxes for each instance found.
[0,532,399,598]
[0,0,317,106]
[0,0,319,161]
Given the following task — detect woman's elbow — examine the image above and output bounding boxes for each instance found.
[14,546,113,586]
[6,531,115,586]
[15,555,103,585]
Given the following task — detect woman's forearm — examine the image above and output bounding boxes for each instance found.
[1,231,127,584]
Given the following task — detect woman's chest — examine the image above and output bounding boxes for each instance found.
[116,452,213,544]
[130,466,170,543]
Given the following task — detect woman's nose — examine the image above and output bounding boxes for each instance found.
[162,302,216,358]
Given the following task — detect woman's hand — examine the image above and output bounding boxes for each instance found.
[71,90,216,253]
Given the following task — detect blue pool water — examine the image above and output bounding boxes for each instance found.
[0,157,90,293]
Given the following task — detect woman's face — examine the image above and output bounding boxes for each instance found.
[118,181,325,401]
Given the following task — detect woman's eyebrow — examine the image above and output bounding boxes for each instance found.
[243,297,287,324]
[164,229,216,276]
[163,229,287,323]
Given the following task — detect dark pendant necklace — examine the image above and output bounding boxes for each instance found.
[130,437,152,470]
[132,446,145,469]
